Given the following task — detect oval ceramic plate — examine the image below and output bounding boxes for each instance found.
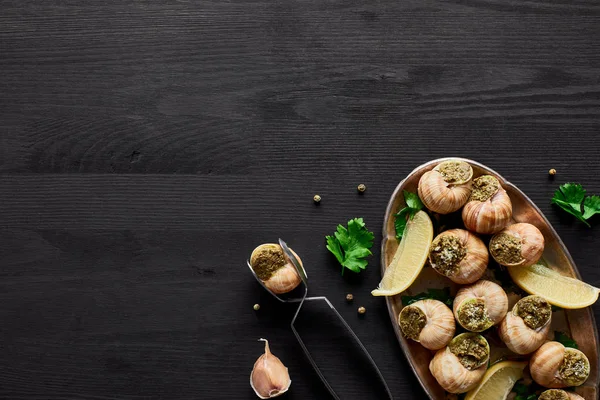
[381,158,599,400]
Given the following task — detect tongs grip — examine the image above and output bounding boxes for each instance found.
[291,295,394,400]
[279,239,394,400]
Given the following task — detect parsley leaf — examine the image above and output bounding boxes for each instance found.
[493,265,522,294]
[401,287,454,308]
[552,183,600,227]
[583,195,600,220]
[395,191,424,240]
[555,331,578,349]
[512,380,543,400]
[326,218,374,275]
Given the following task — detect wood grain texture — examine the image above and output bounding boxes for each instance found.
[1,0,600,398]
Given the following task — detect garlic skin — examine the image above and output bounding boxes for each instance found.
[462,175,513,234]
[489,223,545,267]
[498,295,552,354]
[429,333,489,394]
[530,341,591,388]
[418,160,473,214]
[398,299,456,350]
[428,229,488,285]
[250,339,292,399]
[539,389,585,400]
[453,280,508,332]
[250,244,302,294]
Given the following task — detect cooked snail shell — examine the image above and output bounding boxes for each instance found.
[462,175,513,234]
[539,389,585,400]
[530,341,590,388]
[498,295,552,354]
[453,280,508,332]
[428,229,488,285]
[398,299,456,350]
[429,333,490,394]
[489,223,544,267]
[250,243,301,294]
[418,160,473,214]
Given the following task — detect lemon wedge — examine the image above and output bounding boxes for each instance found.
[465,361,527,400]
[372,210,433,297]
[508,263,600,309]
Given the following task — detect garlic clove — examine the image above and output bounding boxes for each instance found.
[250,339,291,399]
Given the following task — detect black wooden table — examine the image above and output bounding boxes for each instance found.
[1,1,600,399]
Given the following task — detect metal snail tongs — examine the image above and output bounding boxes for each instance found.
[246,238,394,400]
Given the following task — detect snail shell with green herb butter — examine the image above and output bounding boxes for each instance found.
[498,295,552,354]
[489,223,545,267]
[418,160,473,214]
[539,389,585,400]
[530,341,590,388]
[398,299,456,351]
[453,280,508,332]
[428,229,488,285]
[250,244,301,294]
[462,175,513,234]
[429,333,490,394]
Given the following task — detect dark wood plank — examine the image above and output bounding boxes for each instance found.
[1,0,600,399]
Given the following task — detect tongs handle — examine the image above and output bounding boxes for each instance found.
[279,239,393,400]
[291,295,394,400]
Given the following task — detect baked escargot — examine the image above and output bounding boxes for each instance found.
[489,223,545,267]
[453,280,508,332]
[250,243,301,294]
[429,333,490,394]
[398,299,456,351]
[418,160,473,214]
[462,175,512,234]
[498,295,552,354]
[428,229,488,285]
[530,341,591,388]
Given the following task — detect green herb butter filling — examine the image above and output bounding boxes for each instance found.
[456,298,493,332]
[490,233,524,265]
[559,349,590,386]
[539,390,570,400]
[429,235,467,277]
[448,333,489,370]
[436,161,472,184]
[469,175,500,202]
[514,296,552,330]
[252,248,287,281]
[399,306,427,341]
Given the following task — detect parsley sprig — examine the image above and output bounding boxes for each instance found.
[326,218,374,275]
[555,331,578,349]
[395,191,424,240]
[551,183,600,227]
[512,380,542,400]
[401,287,454,308]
